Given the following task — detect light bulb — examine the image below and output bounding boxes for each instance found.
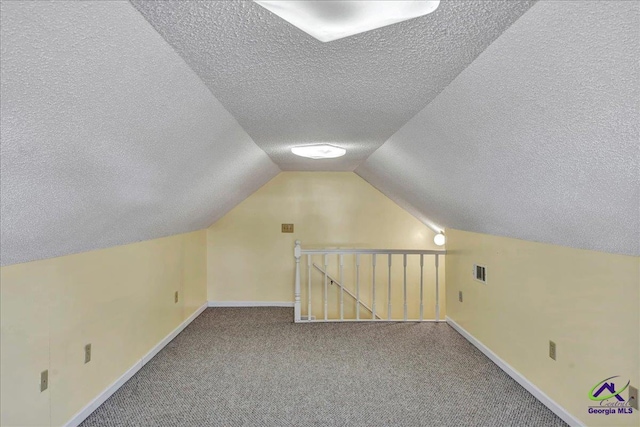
[433,233,446,246]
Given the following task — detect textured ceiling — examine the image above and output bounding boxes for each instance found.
[2,0,636,265]
[0,1,279,266]
[130,0,535,171]
[357,0,640,256]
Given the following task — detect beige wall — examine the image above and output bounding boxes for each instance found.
[4,173,634,426]
[0,229,207,427]
[207,172,445,320]
[445,228,639,427]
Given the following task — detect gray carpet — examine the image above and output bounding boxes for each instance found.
[81,308,566,427]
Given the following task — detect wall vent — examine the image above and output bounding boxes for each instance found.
[473,264,487,283]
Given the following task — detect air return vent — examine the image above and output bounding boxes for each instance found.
[473,264,487,283]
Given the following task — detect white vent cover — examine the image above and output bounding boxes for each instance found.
[473,264,487,283]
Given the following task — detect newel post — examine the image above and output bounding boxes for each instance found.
[435,254,440,321]
[294,240,302,323]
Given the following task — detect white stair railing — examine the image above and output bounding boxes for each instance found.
[293,240,446,323]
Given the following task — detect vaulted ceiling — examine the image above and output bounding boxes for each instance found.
[357,0,640,256]
[130,0,534,170]
[1,0,638,266]
[0,1,279,266]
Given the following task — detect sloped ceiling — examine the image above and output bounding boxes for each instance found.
[357,0,640,256]
[0,1,279,266]
[130,0,535,171]
[1,1,637,266]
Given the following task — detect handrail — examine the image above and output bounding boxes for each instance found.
[312,263,382,319]
[300,248,446,255]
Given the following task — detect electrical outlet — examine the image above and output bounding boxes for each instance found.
[458,291,463,302]
[84,343,91,364]
[174,291,179,303]
[40,370,48,392]
[549,341,556,360]
[629,385,638,410]
[281,223,294,233]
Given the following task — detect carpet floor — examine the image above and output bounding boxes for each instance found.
[81,308,566,427]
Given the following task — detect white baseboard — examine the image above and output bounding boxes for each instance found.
[64,302,208,427]
[445,316,584,427]
[208,301,294,307]
[64,360,142,427]
[142,303,207,364]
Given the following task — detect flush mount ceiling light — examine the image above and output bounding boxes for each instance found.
[254,0,440,43]
[291,144,346,159]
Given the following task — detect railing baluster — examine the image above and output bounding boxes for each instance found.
[435,254,440,321]
[294,240,301,322]
[356,254,360,321]
[307,254,312,322]
[324,253,328,321]
[372,254,377,320]
[403,253,407,321]
[339,254,344,321]
[387,254,392,320]
[296,242,444,323]
[419,254,424,321]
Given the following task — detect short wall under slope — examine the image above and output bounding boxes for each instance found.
[0,230,208,427]
[445,229,639,427]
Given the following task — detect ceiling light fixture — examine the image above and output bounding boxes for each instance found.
[433,232,446,246]
[254,0,440,43]
[291,144,346,159]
